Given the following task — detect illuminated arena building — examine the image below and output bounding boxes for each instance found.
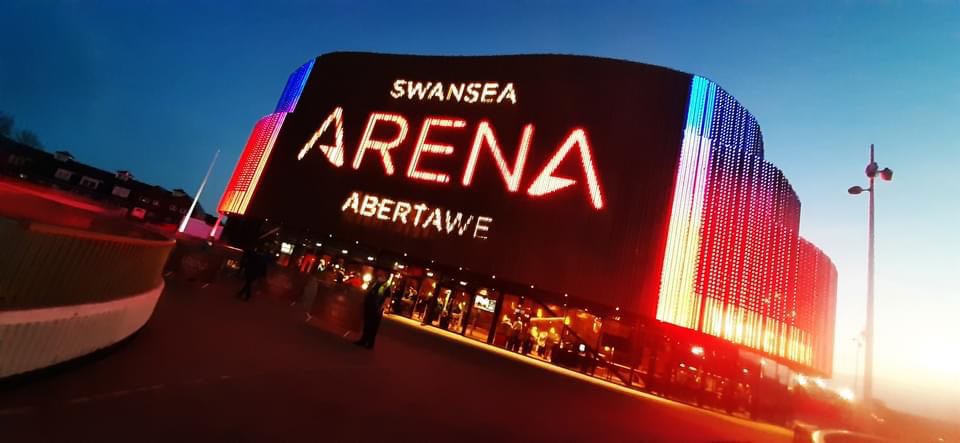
[218,52,837,413]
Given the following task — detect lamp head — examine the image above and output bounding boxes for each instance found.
[879,167,893,181]
[848,186,866,195]
[865,162,879,178]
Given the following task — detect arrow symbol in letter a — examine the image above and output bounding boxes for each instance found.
[527,128,604,210]
[298,106,344,167]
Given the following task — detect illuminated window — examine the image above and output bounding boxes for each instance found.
[54,168,73,181]
[111,185,130,198]
[79,176,101,190]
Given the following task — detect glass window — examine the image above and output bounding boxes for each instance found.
[464,289,497,341]
[54,168,73,181]
[79,176,101,189]
[111,185,130,198]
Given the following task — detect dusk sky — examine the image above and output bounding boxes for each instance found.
[2,1,957,419]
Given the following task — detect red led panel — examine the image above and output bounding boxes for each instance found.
[219,112,286,215]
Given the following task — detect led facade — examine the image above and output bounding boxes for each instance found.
[657,76,835,374]
[218,53,837,375]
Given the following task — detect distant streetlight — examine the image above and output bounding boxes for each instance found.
[848,144,893,406]
[852,333,864,400]
[179,148,220,233]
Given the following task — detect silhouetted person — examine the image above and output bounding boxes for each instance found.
[507,318,522,351]
[354,274,388,349]
[236,248,267,301]
[421,294,440,326]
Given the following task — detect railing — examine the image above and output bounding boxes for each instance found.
[0,217,174,310]
[0,214,174,378]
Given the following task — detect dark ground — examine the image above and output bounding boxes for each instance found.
[0,276,792,442]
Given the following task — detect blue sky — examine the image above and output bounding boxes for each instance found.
[2,0,958,420]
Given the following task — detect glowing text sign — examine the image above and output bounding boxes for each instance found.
[341,190,493,240]
[298,107,605,210]
[390,80,517,104]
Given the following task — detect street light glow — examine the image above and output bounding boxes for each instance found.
[839,387,855,402]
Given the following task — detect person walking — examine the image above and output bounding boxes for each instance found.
[300,273,319,322]
[354,273,389,349]
[236,248,267,301]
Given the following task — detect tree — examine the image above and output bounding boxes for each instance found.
[0,112,13,138]
[15,129,43,149]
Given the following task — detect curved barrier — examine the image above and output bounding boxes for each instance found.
[0,216,174,378]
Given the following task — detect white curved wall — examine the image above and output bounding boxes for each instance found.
[0,282,164,378]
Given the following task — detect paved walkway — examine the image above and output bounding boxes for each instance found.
[0,276,792,442]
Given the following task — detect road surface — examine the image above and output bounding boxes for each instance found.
[0,277,792,442]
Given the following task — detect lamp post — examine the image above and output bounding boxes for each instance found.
[179,149,220,233]
[852,333,863,400]
[847,144,893,406]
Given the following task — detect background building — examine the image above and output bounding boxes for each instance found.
[0,136,214,228]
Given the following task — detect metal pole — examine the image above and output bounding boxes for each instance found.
[853,338,861,399]
[209,212,224,239]
[864,144,876,405]
[179,149,221,233]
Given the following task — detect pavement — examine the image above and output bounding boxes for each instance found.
[0,275,794,442]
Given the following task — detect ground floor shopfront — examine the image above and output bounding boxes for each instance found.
[273,240,806,425]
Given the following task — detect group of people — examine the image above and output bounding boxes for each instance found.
[234,245,394,351]
[416,291,467,332]
[235,249,564,359]
[502,313,560,360]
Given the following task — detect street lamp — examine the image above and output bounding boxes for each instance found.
[852,333,864,400]
[847,144,893,406]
